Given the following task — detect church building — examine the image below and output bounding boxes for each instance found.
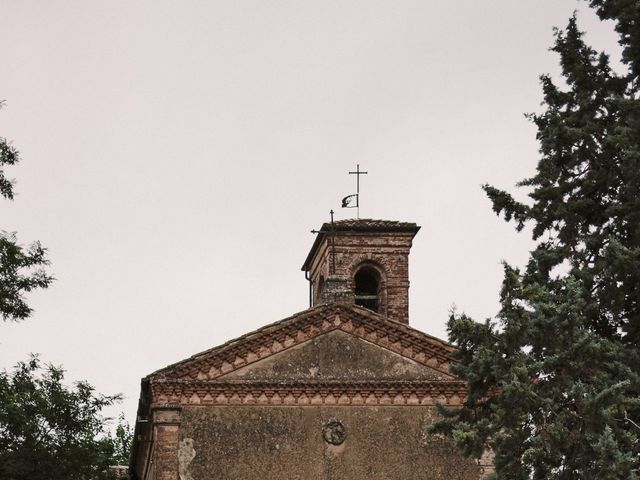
[130,219,493,479]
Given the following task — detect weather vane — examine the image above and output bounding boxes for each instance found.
[341,164,368,219]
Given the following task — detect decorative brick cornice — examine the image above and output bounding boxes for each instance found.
[301,219,420,271]
[148,304,457,382]
[150,380,467,407]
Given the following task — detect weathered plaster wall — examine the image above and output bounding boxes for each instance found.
[135,304,485,480]
[179,405,480,480]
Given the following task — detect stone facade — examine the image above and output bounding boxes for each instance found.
[131,219,493,479]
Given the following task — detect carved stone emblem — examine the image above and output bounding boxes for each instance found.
[322,420,347,445]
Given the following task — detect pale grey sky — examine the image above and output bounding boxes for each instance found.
[0,1,621,423]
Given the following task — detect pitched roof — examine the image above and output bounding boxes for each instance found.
[147,303,456,382]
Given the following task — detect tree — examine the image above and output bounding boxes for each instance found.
[109,413,134,466]
[1,104,131,476]
[432,1,640,478]
[0,356,123,480]
[0,100,53,321]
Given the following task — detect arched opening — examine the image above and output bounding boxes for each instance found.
[354,266,381,312]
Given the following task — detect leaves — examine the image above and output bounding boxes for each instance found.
[0,100,19,201]
[0,101,53,321]
[0,101,128,477]
[108,413,133,466]
[0,136,19,200]
[0,232,54,321]
[434,2,640,478]
[0,356,123,480]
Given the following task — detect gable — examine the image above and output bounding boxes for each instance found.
[149,304,457,382]
[221,330,450,381]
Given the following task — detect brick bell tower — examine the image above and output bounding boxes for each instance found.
[301,219,420,324]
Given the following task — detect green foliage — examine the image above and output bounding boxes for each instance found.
[0,101,20,201]
[0,232,53,321]
[0,140,19,200]
[0,356,123,480]
[108,413,133,466]
[432,1,640,478]
[0,102,128,476]
[0,101,53,321]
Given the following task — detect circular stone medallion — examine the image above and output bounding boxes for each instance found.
[322,420,347,445]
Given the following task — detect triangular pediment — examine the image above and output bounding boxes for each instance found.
[222,330,449,381]
[149,304,457,382]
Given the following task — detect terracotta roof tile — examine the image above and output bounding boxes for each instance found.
[147,303,456,382]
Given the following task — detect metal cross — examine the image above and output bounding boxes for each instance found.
[349,164,368,218]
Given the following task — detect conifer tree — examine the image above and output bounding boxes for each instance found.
[433,1,640,478]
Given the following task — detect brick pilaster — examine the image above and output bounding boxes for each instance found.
[151,406,182,480]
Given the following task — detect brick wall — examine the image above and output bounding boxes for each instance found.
[150,407,181,480]
[304,221,419,324]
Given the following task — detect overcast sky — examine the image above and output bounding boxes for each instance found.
[1,1,622,424]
